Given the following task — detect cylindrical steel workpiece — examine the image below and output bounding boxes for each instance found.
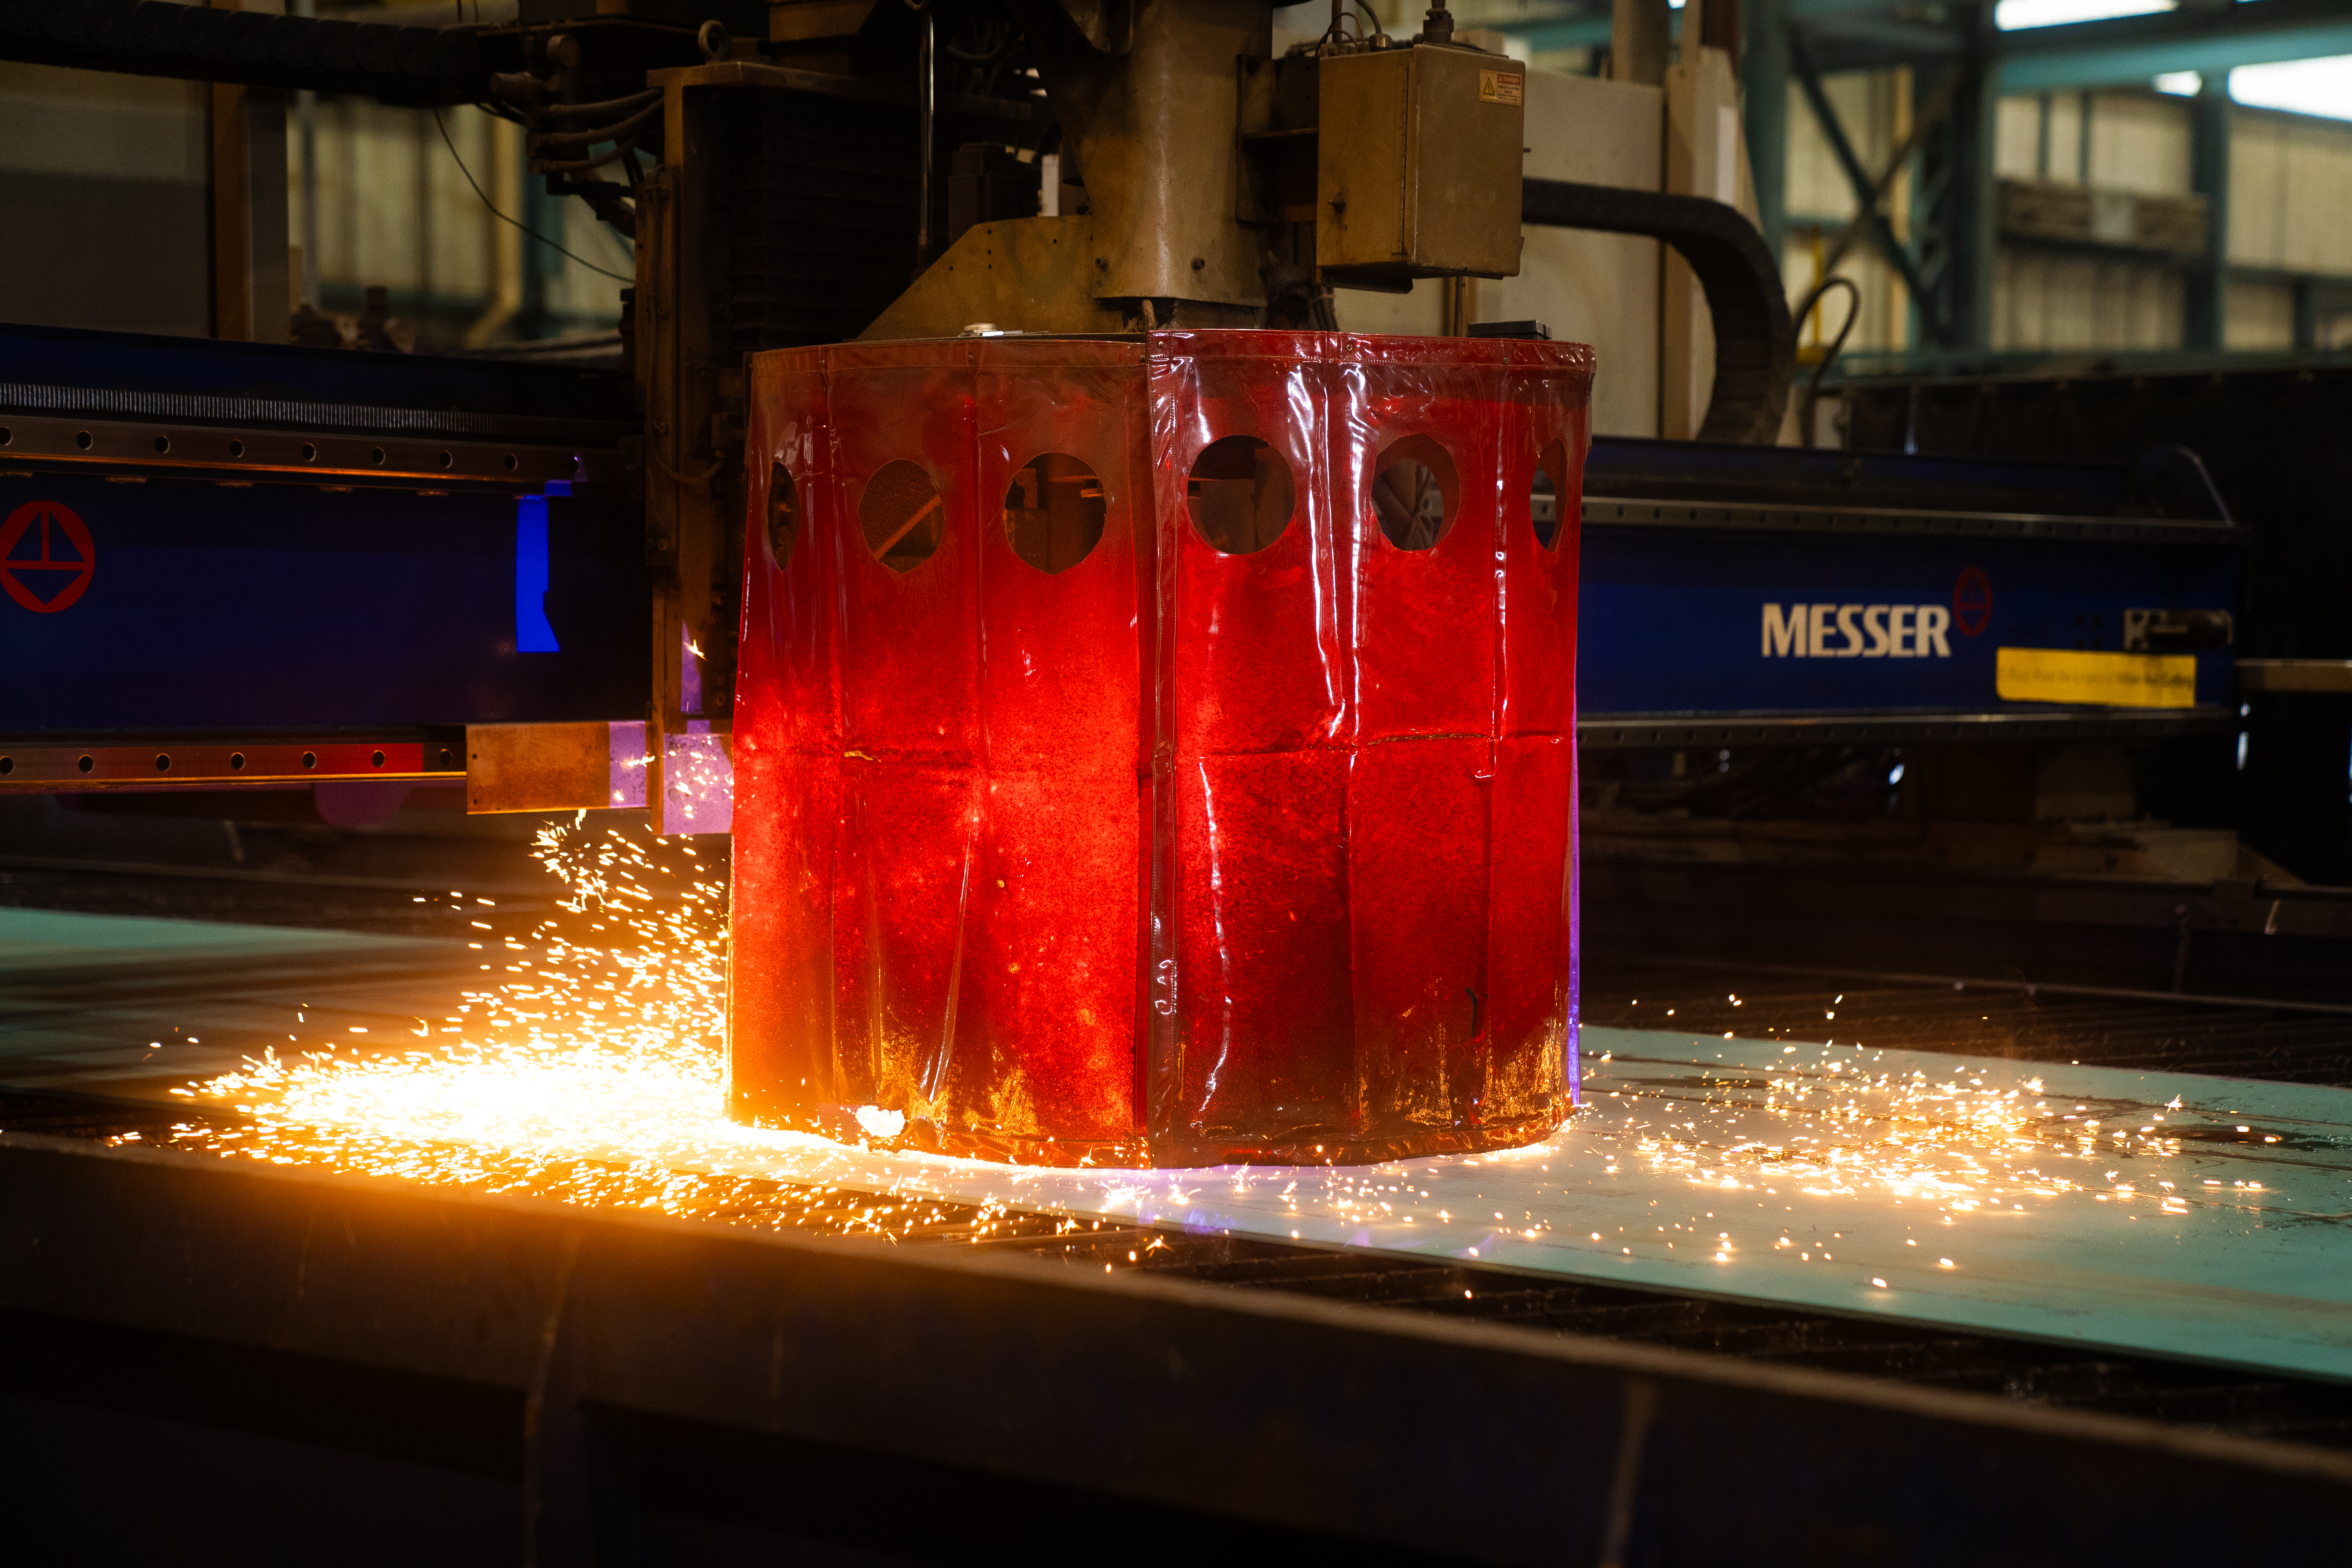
[729,330,1592,1166]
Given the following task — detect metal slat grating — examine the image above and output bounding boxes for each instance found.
[4,1078,2348,1454]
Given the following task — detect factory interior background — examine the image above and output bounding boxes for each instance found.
[1,0,2348,1562]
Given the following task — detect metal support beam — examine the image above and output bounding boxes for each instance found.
[209,77,291,343]
[1809,74,1958,319]
[1742,0,1791,260]
[0,2,491,99]
[1951,20,2002,353]
[1788,26,1947,342]
[2185,79,2230,353]
[1996,0,2352,93]
[2292,278,2318,354]
[1900,5,1998,357]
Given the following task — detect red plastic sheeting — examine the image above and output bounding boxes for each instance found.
[729,330,1592,1167]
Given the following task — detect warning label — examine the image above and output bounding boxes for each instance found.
[0,499,94,614]
[1995,647,2197,710]
[1479,69,1523,106]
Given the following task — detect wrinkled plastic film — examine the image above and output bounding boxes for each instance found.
[731,330,1592,1167]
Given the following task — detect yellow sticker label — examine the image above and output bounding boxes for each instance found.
[1995,647,2198,709]
[1479,69,1524,106]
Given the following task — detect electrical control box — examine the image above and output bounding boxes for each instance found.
[1316,44,1526,286]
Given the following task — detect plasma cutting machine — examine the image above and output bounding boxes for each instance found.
[0,8,2341,1561]
[0,0,2250,1054]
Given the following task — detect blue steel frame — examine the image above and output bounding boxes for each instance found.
[0,471,647,735]
[1573,435,2241,744]
[2,330,2241,759]
[2,326,646,744]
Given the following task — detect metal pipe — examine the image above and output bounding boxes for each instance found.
[916,5,935,269]
[297,89,319,310]
[1521,176,1795,443]
[466,114,525,348]
[291,0,318,312]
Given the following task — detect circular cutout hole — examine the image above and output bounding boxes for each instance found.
[0,427,11,446]
[155,753,170,773]
[227,439,245,458]
[300,443,317,463]
[1185,436,1295,555]
[1531,439,1569,550]
[438,451,453,470]
[371,750,386,768]
[153,435,171,454]
[370,446,386,466]
[75,430,93,450]
[1002,453,1106,573]
[230,753,245,771]
[503,454,519,472]
[768,461,799,568]
[1371,435,1458,551]
[858,460,944,572]
[301,751,318,770]
[76,755,94,774]
[0,757,12,775]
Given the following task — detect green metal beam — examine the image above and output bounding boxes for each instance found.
[1997,0,2352,92]
[1789,0,1941,15]
[1745,0,1795,260]
[1623,0,2352,83]
[1798,13,1963,59]
[1789,27,1950,341]
[2185,78,2230,352]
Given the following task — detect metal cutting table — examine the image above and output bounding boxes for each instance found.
[4,895,2347,1563]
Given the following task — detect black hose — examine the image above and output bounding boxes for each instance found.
[1521,179,1794,443]
[1791,274,1862,448]
[537,87,661,123]
[531,100,661,150]
[534,140,645,175]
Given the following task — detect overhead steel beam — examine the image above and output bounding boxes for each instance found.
[4,1132,2350,1564]
[0,0,489,102]
[1796,13,1963,60]
[1772,0,2352,82]
[1996,0,2352,91]
[1789,0,1945,15]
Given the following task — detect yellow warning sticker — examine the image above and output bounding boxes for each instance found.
[1995,647,2198,709]
[1479,69,1524,106]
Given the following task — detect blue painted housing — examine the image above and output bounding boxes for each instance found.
[0,330,2242,747]
[0,472,645,732]
[1579,528,2238,716]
